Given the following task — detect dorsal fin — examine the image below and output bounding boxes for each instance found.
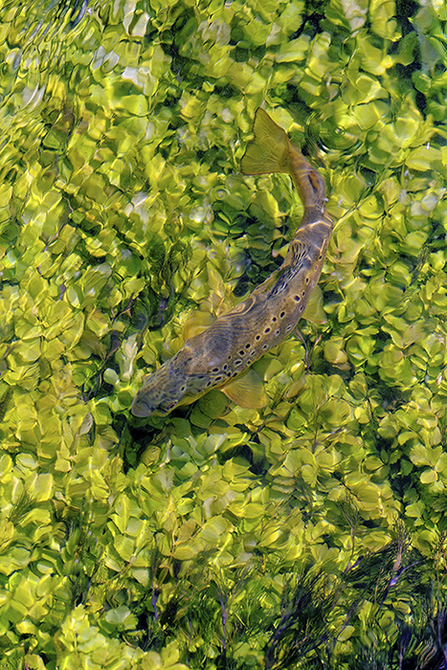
[183,312,215,341]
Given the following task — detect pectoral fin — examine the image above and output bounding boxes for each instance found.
[302,285,327,325]
[221,367,268,409]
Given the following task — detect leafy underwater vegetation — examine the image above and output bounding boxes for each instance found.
[1,0,447,667]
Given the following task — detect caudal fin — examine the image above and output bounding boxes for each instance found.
[241,108,292,176]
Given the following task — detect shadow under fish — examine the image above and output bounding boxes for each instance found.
[132,108,334,418]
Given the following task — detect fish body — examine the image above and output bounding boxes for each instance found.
[131,108,333,417]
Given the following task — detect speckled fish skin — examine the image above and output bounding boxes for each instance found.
[131,108,333,417]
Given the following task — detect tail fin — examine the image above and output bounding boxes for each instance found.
[241,108,292,175]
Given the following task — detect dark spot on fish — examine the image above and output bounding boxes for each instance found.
[299,305,304,312]
[280,311,285,318]
[302,291,306,296]
[255,334,261,340]
[238,350,245,357]
[264,327,271,333]
[285,324,292,332]
[294,295,300,302]
[215,376,223,383]
[245,343,251,348]
[180,385,186,392]
[211,367,219,373]
[272,316,277,322]
[206,380,213,386]
[305,277,309,283]
[262,343,269,350]
[167,401,177,409]
[234,359,243,366]
[307,172,319,193]
[319,254,323,260]
[274,329,280,336]
[222,364,228,370]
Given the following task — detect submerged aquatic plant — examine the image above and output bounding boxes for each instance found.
[1,0,447,667]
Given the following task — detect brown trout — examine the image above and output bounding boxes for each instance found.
[131,108,333,417]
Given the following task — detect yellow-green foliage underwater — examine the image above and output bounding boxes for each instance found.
[1,0,447,668]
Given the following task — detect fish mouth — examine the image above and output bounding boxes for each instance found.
[131,395,155,417]
[131,394,178,417]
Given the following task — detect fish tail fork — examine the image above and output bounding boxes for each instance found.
[241,108,293,176]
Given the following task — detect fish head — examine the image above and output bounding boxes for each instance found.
[131,342,208,417]
[131,363,187,417]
